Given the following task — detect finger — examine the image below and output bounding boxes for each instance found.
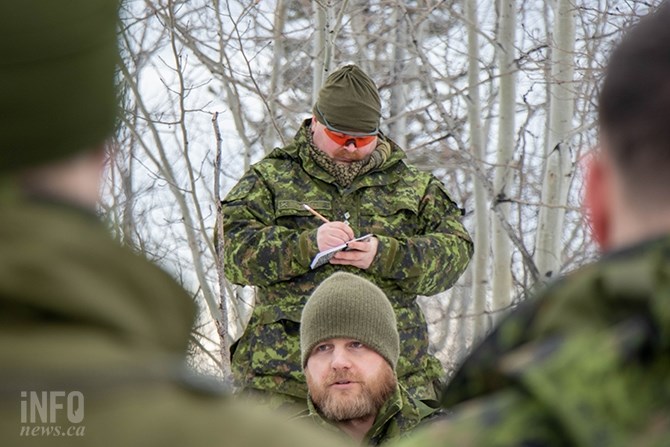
[317,226,352,248]
[344,241,370,252]
[330,255,365,269]
[332,251,358,261]
[320,225,352,240]
[328,222,354,239]
[329,256,359,266]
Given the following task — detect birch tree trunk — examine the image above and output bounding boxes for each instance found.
[312,1,333,96]
[350,0,371,73]
[491,0,516,318]
[535,0,576,281]
[390,7,408,148]
[466,0,490,341]
[263,0,287,149]
[212,112,233,384]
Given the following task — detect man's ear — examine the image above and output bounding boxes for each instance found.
[583,151,612,251]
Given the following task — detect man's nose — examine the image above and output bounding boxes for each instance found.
[331,346,352,369]
[343,139,358,151]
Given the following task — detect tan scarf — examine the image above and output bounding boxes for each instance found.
[308,134,391,188]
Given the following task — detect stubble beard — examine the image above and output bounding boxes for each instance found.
[307,364,397,422]
[331,148,368,163]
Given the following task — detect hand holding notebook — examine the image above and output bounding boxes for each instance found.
[310,234,373,269]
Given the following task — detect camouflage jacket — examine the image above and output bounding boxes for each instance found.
[222,119,473,400]
[0,198,347,447]
[296,385,444,445]
[392,236,670,447]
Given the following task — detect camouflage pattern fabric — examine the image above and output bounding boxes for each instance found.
[295,385,445,445]
[222,119,473,402]
[391,236,670,447]
[308,136,391,187]
[0,198,346,447]
[236,387,308,415]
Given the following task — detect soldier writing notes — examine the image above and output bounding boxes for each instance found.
[220,64,473,410]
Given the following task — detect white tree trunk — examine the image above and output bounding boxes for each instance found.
[390,7,408,148]
[312,1,333,96]
[350,0,371,73]
[535,0,575,281]
[492,0,516,317]
[264,0,287,149]
[466,0,490,341]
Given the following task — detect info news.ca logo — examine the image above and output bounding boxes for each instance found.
[20,391,85,437]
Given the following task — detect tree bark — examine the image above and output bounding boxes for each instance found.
[466,0,491,341]
[535,0,575,281]
[492,0,516,319]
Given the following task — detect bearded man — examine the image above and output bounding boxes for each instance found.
[296,272,443,444]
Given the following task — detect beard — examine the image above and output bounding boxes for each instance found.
[329,148,370,163]
[307,364,397,422]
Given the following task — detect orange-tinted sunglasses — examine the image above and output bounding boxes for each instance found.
[323,128,377,147]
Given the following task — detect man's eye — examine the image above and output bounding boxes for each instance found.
[315,344,331,352]
[350,341,363,349]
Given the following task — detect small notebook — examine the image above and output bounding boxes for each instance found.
[309,234,373,269]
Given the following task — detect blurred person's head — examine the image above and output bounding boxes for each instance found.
[1,0,120,207]
[310,65,381,164]
[301,272,399,435]
[585,3,670,251]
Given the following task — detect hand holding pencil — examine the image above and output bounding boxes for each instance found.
[303,203,355,251]
[304,202,377,269]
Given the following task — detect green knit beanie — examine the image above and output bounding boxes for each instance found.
[301,272,399,370]
[0,0,120,173]
[312,65,381,134]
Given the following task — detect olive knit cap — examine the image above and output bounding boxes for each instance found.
[301,272,400,370]
[312,65,382,134]
[0,0,120,173]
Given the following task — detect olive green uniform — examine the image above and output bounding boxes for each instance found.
[297,386,443,445]
[392,237,670,447]
[222,120,473,403]
[0,198,345,447]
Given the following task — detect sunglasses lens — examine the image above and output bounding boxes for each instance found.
[355,135,376,146]
[323,128,347,145]
[324,128,376,147]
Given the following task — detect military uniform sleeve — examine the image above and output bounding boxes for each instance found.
[405,317,654,447]
[441,297,539,407]
[221,170,318,286]
[390,389,565,447]
[367,177,473,296]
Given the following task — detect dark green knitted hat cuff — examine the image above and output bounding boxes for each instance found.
[301,272,399,370]
[313,65,381,134]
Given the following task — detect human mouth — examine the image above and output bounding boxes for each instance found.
[330,380,358,389]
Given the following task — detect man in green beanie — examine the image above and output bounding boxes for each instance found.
[0,2,346,446]
[297,272,442,444]
[392,4,670,446]
[221,64,473,410]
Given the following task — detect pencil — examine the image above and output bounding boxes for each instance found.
[302,204,330,223]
